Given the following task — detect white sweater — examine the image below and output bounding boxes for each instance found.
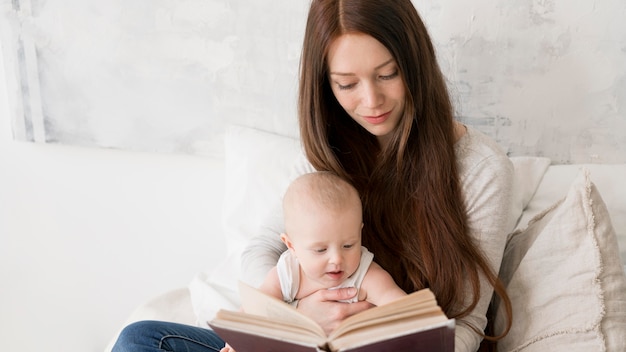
[240,126,517,352]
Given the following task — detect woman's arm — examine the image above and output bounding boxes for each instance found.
[240,221,287,288]
[454,131,517,351]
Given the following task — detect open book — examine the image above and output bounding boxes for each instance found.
[208,282,455,352]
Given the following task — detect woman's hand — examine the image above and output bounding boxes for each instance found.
[296,287,373,335]
[220,343,236,352]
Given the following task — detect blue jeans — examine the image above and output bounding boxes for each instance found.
[112,320,225,352]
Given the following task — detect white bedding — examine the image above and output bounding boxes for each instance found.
[105,126,626,352]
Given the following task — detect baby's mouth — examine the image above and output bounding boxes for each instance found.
[326,271,344,280]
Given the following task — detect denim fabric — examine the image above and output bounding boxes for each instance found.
[112,320,224,352]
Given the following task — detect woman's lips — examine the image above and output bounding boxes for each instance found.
[362,111,391,125]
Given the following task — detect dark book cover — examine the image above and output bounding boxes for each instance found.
[210,318,455,352]
[211,324,321,351]
[338,320,455,352]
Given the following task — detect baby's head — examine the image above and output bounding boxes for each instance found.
[281,171,364,288]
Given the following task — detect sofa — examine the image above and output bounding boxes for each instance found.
[106,125,626,352]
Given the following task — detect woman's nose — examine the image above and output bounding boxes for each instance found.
[362,82,383,108]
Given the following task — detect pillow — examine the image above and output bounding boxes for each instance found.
[508,156,551,229]
[516,164,626,267]
[493,169,626,352]
[189,125,302,327]
[508,156,551,211]
[221,124,302,254]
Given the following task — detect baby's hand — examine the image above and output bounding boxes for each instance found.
[220,343,236,352]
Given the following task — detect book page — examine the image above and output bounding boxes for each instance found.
[238,281,326,338]
[330,304,444,339]
[329,317,455,352]
[331,288,441,337]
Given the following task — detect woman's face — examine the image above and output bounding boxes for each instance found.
[327,33,406,147]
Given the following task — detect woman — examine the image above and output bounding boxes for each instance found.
[113,0,514,351]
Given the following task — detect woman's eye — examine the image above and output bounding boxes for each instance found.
[380,70,399,80]
[337,82,356,90]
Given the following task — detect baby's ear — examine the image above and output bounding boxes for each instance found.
[280,233,294,250]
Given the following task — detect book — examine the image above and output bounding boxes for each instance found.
[208,282,455,352]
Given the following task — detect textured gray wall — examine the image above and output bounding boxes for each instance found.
[417,0,626,163]
[1,0,625,163]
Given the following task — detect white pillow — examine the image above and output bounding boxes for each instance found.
[189,125,302,327]
[509,156,551,211]
[494,169,626,352]
[221,124,302,255]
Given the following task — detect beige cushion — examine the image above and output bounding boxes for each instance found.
[493,169,626,351]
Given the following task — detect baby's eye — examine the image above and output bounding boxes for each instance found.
[343,244,354,249]
[314,248,327,253]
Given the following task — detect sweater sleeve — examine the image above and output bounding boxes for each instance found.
[240,153,315,287]
[454,147,517,352]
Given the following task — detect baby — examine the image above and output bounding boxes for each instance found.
[221,171,406,352]
[260,171,406,305]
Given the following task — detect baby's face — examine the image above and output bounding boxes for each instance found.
[286,204,363,289]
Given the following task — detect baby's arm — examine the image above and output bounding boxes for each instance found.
[257,266,284,300]
[359,262,407,306]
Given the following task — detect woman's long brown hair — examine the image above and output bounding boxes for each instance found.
[298,0,512,342]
